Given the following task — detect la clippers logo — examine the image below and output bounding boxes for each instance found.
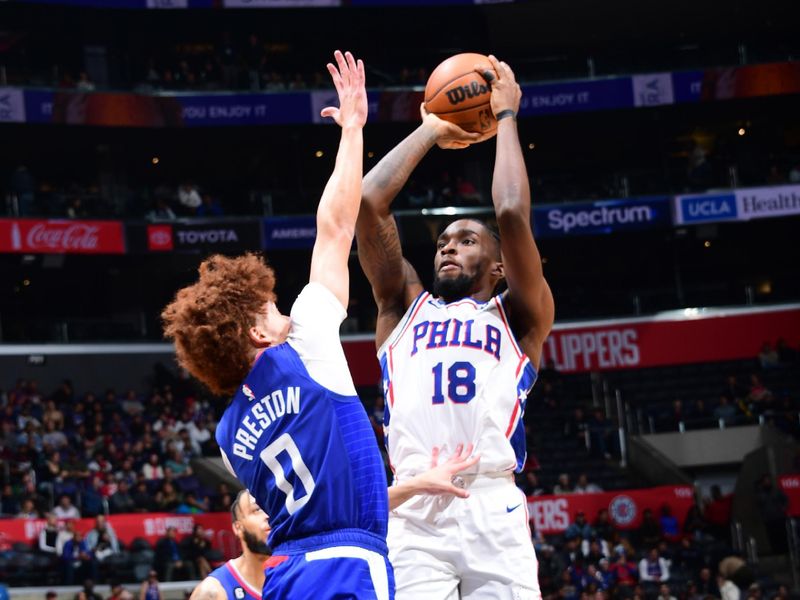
[242,385,256,402]
[609,495,637,526]
[147,225,173,251]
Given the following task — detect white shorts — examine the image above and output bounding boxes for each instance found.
[388,473,541,600]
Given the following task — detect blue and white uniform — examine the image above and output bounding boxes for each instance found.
[380,292,540,600]
[208,560,260,600]
[216,283,393,600]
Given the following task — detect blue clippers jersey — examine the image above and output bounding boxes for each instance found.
[215,284,389,552]
[208,561,260,600]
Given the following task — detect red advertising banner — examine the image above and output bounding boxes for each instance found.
[779,474,800,517]
[342,305,800,383]
[0,512,235,552]
[0,219,126,254]
[526,485,696,535]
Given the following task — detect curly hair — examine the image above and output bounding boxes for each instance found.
[162,253,276,396]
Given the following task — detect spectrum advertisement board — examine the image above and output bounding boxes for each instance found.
[533,197,671,238]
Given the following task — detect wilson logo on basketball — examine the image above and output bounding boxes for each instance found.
[445,81,490,106]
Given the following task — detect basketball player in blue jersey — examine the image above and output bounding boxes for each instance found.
[356,56,554,599]
[190,491,270,600]
[162,51,481,600]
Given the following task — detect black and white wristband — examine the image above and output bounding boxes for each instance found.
[495,109,517,122]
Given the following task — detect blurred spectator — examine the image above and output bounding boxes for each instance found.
[657,583,677,600]
[638,547,670,583]
[716,556,749,600]
[637,509,662,548]
[195,193,224,217]
[181,524,212,579]
[54,494,81,519]
[18,498,40,519]
[746,374,772,408]
[85,515,120,555]
[758,342,780,369]
[574,473,602,494]
[713,396,738,425]
[142,454,165,480]
[109,480,136,514]
[1,483,20,515]
[177,184,202,213]
[554,473,573,494]
[697,566,721,597]
[131,480,153,512]
[564,408,589,445]
[720,375,746,404]
[76,72,96,92]
[10,165,36,216]
[139,570,162,600]
[154,527,196,581]
[521,471,545,496]
[755,474,788,554]
[39,513,62,555]
[146,198,176,222]
[82,580,103,600]
[658,505,679,542]
[565,511,594,540]
[704,485,732,540]
[593,509,615,541]
[609,551,638,591]
[56,519,77,556]
[62,531,97,584]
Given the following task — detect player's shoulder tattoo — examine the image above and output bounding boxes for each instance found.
[190,576,225,600]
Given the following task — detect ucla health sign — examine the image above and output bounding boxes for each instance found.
[673,193,738,225]
[533,197,671,238]
[674,184,800,225]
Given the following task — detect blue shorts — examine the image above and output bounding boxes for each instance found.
[263,530,394,600]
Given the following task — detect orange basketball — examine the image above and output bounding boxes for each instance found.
[424,53,496,135]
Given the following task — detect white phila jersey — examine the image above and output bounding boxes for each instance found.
[378,291,537,480]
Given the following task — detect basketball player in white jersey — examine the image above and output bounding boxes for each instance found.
[355,56,554,599]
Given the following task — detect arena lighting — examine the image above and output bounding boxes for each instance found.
[704,240,711,248]
[22,279,30,286]
[542,257,548,264]
[758,280,773,294]
[315,150,324,158]
[151,156,160,165]
[738,128,746,136]
[367,151,375,158]
[528,143,535,149]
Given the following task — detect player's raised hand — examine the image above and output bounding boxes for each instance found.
[420,103,495,150]
[321,50,368,129]
[477,55,522,119]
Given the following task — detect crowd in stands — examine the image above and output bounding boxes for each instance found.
[1,347,798,594]
[639,340,800,436]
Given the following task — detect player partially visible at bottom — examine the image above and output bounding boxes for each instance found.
[190,491,270,600]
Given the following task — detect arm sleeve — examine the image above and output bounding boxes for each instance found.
[287,283,357,397]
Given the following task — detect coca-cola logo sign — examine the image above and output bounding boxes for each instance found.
[0,219,125,254]
[26,223,100,251]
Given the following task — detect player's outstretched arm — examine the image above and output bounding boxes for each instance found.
[387,444,480,510]
[357,106,484,347]
[188,577,226,600]
[482,56,554,366]
[309,50,368,309]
